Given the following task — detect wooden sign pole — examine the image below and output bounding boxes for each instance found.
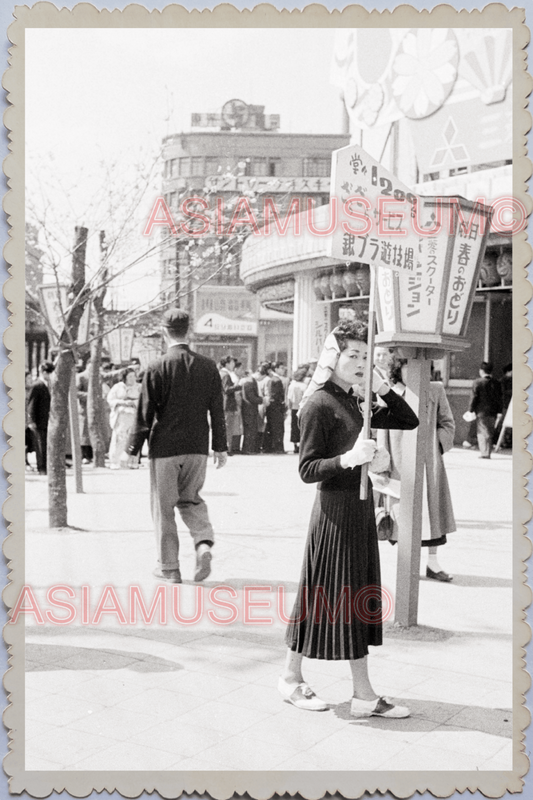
[68,371,84,494]
[394,353,431,626]
[360,265,377,501]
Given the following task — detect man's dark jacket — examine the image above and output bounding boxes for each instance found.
[27,379,51,431]
[126,344,227,458]
[469,375,503,417]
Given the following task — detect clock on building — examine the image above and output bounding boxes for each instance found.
[221,99,249,129]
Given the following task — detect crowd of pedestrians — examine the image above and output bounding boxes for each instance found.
[218,356,315,456]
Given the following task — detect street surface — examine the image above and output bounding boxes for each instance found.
[22,444,513,771]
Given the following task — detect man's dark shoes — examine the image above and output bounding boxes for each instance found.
[153,567,182,584]
[194,543,212,582]
[426,566,453,582]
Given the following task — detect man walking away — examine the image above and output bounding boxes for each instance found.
[468,361,503,459]
[27,361,55,475]
[125,308,227,583]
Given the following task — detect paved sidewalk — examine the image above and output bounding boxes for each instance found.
[23,446,513,771]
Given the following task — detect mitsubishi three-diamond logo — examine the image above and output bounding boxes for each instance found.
[430,117,469,168]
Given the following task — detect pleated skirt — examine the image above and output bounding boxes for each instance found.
[285,488,383,660]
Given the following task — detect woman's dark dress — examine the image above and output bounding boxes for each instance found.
[285,381,418,660]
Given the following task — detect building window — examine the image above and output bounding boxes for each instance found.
[302,158,330,177]
[205,157,219,176]
[165,159,178,178]
[268,158,281,177]
[191,157,204,176]
[252,157,268,176]
[179,157,190,177]
[239,157,252,176]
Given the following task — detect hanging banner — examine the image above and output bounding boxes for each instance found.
[77,302,92,346]
[105,329,122,364]
[38,284,68,342]
[120,328,135,363]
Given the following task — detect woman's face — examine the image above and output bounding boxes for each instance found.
[374,347,392,371]
[125,371,136,386]
[333,339,368,389]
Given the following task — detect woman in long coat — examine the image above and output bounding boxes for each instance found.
[279,321,419,718]
[376,358,456,581]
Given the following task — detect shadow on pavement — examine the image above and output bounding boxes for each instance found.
[383,623,455,642]
[455,520,512,530]
[333,698,512,738]
[25,643,183,673]
[180,577,300,591]
[432,574,512,588]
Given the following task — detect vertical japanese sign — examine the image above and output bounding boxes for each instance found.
[398,200,449,333]
[442,204,489,335]
[38,284,68,343]
[77,302,92,346]
[312,303,331,358]
[120,328,135,363]
[105,329,122,364]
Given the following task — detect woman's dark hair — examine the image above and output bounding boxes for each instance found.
[332,320,368,350]
[388,356,407,385]
[121,367,136,382]
[258,361,272,377]
[293,365,309,383]
[219,355,235,368]
[40,361,55,374]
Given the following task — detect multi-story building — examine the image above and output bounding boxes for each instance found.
[159,101,349,369]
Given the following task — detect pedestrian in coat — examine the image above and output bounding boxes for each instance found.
[26,361,55,475]
[241,368,263,454]
[220,356,243,456]
[280,321,418,718]
[375,358,457,582]
[287,364,309,454]
[468,361,503,458]
[125,308,227,584]
[263,364,286,454]
[76,363,93,463]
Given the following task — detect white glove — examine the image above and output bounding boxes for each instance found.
[340,434,377,469]
[372,369,389,395]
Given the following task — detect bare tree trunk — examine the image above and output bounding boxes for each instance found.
[87,231,108,468]
[47,226,88,528]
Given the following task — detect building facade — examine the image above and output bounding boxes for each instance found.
[159,102,349,369]
[240,29,513,442]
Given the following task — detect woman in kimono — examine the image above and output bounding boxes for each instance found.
[107,368,142,469]
[279,321,419,718]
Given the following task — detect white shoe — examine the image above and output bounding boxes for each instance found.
[194,543,212,582]
[278,678,328,711]
[350,695,410,718]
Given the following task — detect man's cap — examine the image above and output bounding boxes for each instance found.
[162,308,189,330]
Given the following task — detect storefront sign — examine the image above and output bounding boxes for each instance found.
[204,176,330,194]
[196,313,257,336]
[194,286,259,336]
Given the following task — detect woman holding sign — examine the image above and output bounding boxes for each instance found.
[279,321,418,718]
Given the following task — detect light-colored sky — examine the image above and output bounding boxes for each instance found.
[25,28,345,306]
